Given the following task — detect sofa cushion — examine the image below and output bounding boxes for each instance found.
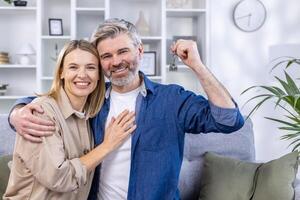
[0,154,12,198]
[199,151,298,200]
[178,118,255,200]
[0,114,15,156]
[252,152,299,200]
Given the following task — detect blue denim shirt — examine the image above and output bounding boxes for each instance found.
[12,73,244,200]
[88,73,244,200]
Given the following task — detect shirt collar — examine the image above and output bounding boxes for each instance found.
[104,71,155,99]
[57,88,87,120]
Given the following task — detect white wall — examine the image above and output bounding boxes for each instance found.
[209,0,300,160]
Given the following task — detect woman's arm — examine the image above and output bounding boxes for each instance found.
[80,110,136,171]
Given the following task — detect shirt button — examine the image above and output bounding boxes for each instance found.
[83,149,89,155]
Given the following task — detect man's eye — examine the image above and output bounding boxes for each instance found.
[119,50,128,54]
[101,55,111,60]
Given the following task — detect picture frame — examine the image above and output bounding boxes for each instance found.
[49,18,63,36]
[140,51,156,76]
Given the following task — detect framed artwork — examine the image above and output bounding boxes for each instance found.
[49,18,63,36]
[140,51,156,76]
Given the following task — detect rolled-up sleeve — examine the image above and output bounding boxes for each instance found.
[209,100,238,127]
[175,86,244,134]
[16,108,87,192]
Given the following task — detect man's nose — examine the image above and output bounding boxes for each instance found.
[112,55,122,66]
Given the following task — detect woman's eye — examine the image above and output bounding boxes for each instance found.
[69,65,77,70]
[87,66,97,70]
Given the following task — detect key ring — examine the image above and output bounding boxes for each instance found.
[169,52,178,72]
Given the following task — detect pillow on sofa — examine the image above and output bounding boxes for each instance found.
[199,151,299,200]
[0,155,12,198]
[179,117,255,199]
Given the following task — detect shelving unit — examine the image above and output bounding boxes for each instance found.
[0,0,209,114]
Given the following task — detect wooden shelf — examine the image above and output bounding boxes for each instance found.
[41,76,53,80]
[166,9,206,17]
[0,95,29,100]
[0,64,36,69]
[0,6,37,10]
[41,36,71,40]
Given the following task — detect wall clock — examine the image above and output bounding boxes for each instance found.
[233,0,267,32]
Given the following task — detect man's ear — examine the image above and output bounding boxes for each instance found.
[138,43,144,59]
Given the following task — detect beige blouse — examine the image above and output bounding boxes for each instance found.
[4,89,94,200]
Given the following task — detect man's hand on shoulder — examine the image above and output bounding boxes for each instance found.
[9,103,56,143]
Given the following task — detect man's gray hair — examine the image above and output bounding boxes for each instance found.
[90,18,142,47]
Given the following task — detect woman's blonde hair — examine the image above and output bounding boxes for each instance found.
[43,40,105,117]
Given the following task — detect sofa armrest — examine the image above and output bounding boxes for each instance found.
[294,171,300,200]
[294,178,300,200]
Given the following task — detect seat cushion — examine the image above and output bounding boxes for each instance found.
[178,118,255,200]
[199,151,298,200]
[0,154,12,198]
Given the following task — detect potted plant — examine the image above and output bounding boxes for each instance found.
[242,57,300,151]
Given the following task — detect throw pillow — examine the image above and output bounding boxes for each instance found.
[199,151,298,200]
[0,155,12,198]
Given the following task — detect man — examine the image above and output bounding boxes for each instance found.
[9,18,244,199]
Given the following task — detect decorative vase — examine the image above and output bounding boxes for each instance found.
[135,11,150,36]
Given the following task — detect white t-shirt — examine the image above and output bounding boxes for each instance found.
[97,86,140,200]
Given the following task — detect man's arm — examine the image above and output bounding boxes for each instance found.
[171,40,235,109]
[9,96,55,142]
[171,39,244,133]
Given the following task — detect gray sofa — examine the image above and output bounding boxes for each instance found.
[0,114,299,199]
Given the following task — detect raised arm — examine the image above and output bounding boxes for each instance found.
[9,97,55,142]
[171,39,235,109]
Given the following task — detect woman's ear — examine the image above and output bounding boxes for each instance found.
[60,68,64,79]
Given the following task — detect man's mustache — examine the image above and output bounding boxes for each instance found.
[107,62,130,78]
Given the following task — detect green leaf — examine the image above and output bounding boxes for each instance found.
[245,96,273,120]
[288,138,300,147]
[240,86,260,95]
[265,117,299,128]
[278,127,300,131]
[285,71,300,94]
[281,133,300,140]
[292,142,300,152]
[275,76,294,95]
[270,56,296,72]
[243,94,273,105]
[242,56,300,152]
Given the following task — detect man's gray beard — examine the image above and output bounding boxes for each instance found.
[109,68,138,87]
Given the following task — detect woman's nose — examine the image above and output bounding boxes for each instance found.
[77,67,87,78]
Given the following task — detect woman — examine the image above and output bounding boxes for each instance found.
[3,40,136,199]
